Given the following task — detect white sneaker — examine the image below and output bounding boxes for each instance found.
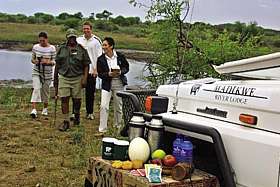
[87,114,95,120]
[41,108,48,116]
[98,128,107,133]
[30,109,37,118]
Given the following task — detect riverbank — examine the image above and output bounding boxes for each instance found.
[0,79,32,88]
[0,41,153,62]
[0,41,31,51]
[0,22,154,60]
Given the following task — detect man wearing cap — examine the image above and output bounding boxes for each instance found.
[76,21,102,120]
[54,28,91,131]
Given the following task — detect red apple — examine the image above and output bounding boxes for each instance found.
[163,155,177,167]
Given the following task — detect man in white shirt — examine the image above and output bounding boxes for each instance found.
[77,21,102,120]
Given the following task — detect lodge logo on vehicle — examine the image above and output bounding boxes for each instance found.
[202,85,268,105]
[214,85,256,97]
[190,84,202,95]
[203,85,267,99]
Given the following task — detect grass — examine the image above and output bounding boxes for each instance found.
[0,87,123,187]
[0,23,149,51]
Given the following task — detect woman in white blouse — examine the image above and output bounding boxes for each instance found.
[97,37,129,133]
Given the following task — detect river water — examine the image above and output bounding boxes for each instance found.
[0,50,149,87]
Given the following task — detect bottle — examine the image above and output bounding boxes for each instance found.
[172,134,182,162]
[180,140,193,163]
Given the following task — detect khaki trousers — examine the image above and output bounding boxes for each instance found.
[99,85,123,132]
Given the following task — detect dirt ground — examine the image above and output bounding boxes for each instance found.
[0,87,122,187]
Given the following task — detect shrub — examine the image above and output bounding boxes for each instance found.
[63,18,81,30]
[94,20,119,31]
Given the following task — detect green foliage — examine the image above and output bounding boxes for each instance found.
[272,40,280,48]
[6,15,16,22]
[190,24,271,63]
[0,87,30,109]
[27,16,36,24]
[131,0,273,87]
[63,18,81,30]
[0,9,279,54]
[0,87,113,186]
[0,12,7,22]
[94,20,119,31]
[0,22,148,51]
[89,12,95,20]
[0,88,15,105]
[70,126,85,144]
[14,14,27,23]
[126,16,141,25]
[96,10,113,20]
[111,16,141,26]
[73,12,83,19]
[111,15,127,26]
[115,24,149,38]
[33,12,54,24]
[147,20,272,86]
[57,12,70,20]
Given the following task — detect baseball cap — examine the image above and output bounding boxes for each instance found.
[66,28,77,38]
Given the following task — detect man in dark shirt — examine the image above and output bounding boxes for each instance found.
[54,28,91,131]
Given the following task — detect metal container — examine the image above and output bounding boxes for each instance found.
[128,112,146,141]
[150,115,163,127]
[146,115,164,153]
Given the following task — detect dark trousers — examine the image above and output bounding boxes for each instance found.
[85,75,96,114]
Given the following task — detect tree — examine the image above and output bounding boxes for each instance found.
[130,0,196,85]
[111,15,128,26]
[130,0,271,86]
[40,14,54,23]
[34,12,45,18]
[27,16,36,24]
[89,12,95,20]
[15,14,27,23]
[102,10,113,20]
[57,12,70,20]
[126,17,141,25]
[95,20,119,31]
[95,13,104,20]
[64,18,80,30]
[96,10,113,20]
[33,12,54,23]
[73,12,83,19]
[7,15,16,22]
[111,16,141,26]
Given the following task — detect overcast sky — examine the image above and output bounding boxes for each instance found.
[1,0,280,30]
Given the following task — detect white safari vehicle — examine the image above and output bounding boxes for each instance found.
[154,52,280,187]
